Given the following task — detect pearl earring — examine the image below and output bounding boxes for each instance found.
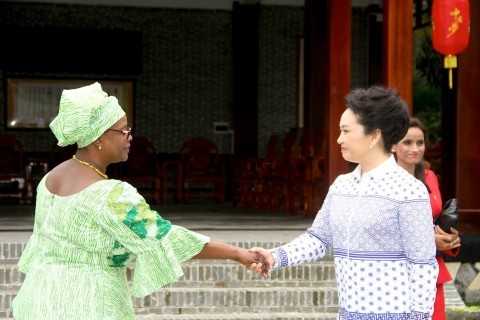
[98,145,102,151]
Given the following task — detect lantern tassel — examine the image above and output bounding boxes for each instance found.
[449,69,453,89]
[444,54,457,89]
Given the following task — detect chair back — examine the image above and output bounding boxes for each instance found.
[0,135,24,176]
[124,136,157,176]
[180,138,218,176]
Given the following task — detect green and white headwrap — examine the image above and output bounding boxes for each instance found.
[50,82,126,148]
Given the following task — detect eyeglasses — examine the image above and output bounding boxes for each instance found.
[108,127,132,138]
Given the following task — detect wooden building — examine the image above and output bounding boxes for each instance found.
[0,0,478,229]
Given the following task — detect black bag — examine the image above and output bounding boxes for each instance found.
[435,198,459,231]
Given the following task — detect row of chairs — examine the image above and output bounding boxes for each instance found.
[0,132,324,215]
[234,128,326,216]
[0,135,28,203]
[117,136,225,205]
[0,134,226,205]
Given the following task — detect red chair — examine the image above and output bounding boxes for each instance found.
[253,134,288,211]
[178,138,225,203]
[233,157,257,207]
[0,135,27,203]
[121,136,163,204]
[286,130,326,216]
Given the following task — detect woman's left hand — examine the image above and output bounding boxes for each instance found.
[235,248,267,273]
[435,225,461,251]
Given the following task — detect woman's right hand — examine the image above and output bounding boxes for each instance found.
[435,225,461,251]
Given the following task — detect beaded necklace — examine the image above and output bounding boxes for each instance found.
[72,155,108,179]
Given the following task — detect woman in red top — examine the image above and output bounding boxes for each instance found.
[393,117,461,320]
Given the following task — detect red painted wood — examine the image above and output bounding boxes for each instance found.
[383,0,413,110]
[327,0,352,184]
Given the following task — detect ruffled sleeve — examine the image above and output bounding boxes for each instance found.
[17,235,38,274]
[99,181,209,297]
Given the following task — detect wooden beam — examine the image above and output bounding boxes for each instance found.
[383,0,413,110]
[456,0,480,223]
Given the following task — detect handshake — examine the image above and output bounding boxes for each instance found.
[236,247,276,278]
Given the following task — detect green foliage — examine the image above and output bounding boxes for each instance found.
[413,76,442,144]
[415,31,443,89]
[413,29,443,144]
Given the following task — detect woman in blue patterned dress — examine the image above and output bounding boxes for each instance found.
[251,87,439,320]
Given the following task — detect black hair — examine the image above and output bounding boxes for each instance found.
[345,86,410,153]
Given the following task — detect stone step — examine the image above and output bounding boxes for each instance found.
[1,307,338,319]
[1,280,337,292]
[0,311,338,320]
[133,287,338,309]
[135,312,338,320]
[0,240,334,262]
[0,287,339,314]
[444,283,466,308]
[0,261,336,287]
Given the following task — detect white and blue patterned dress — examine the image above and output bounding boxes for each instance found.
[271,156,439,320]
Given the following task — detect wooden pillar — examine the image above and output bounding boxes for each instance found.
[304,0,327,161]
[232,2,259,157]
[382,0,413,110]
[326,1,352,183]
[456,0,480,223]
[304,0,351,186]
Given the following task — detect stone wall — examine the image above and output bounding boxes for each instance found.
[0,3,369,156]
[0,3,233,153]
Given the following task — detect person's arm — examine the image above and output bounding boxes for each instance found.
[398,189,439,319]
[250,190,334,274]
[99,181,263,296]
[427,170,461,256]
[194,240,265,268]
[425,169,442,218]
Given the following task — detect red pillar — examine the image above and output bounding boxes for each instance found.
[326,0,352,183]
[383,0,413,111]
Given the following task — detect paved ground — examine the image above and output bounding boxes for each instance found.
[0,203,312,242]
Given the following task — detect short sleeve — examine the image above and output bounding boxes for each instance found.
[98,181,210,297]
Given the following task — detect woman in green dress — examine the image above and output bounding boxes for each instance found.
[12,82,264,319]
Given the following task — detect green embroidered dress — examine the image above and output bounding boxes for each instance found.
[12,175,209,320]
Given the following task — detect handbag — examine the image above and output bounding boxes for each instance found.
[435,198,459,231]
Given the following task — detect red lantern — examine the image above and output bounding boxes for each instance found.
[432,0,470,89]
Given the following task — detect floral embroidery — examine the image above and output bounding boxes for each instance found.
[106,183,172,266]
[109,240,131,267]
[107,183,172,240]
